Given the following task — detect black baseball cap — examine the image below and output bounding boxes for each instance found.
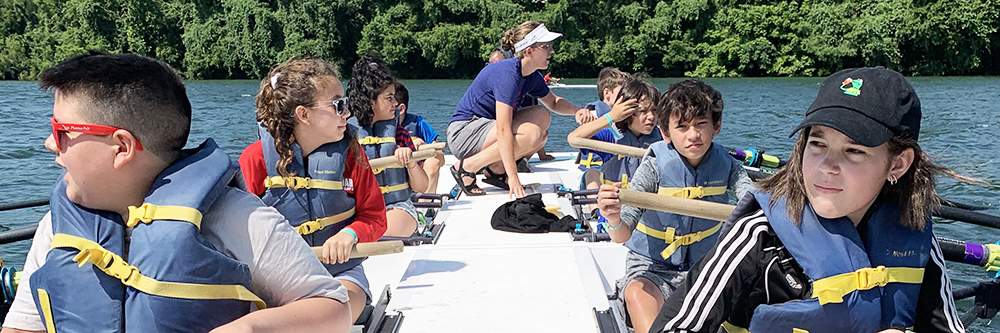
[792,67,921,147]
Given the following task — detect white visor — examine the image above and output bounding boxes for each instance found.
[513,24,563,52]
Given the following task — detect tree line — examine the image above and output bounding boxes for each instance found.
[1,0,998,80]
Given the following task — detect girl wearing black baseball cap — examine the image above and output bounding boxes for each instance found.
[650,67,970,333]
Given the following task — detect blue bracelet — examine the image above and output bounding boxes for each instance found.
[340,228,358,242]
[604,113,615,127]
[606,220,624,230]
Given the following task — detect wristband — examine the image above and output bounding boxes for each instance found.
[605,113,624,140]
[340,228,358,242]
[606,220,624,230]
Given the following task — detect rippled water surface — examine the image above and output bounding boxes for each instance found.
[2,78,999,329]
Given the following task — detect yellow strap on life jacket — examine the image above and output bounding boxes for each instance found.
[51,233,267,309]
[294,208,356,235]
[371,164,405,175]
[579,153,603,168]
[721,321,807,333]
[379,183,410,194]
[36,289,56,333]
[600,172,629,188]
[635,222,723,260]
[264,176,343,190]
[811,265,924,305]
[657,186,727,199]
[358,136,395,145]
[126,203,202,229]
[721,321,750,333]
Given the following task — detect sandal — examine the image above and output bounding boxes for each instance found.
[482,167,510,190]
[450,160,485,196]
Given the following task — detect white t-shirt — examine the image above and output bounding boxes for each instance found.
[3,187,349,331]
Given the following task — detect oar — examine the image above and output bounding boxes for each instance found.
[568,137,645,159]
[417,142,447,151]
[0,198,48,212]
[616,189,1000,273]
[368,149,438,170]
[726,148,786,169]
[311,240,404,259]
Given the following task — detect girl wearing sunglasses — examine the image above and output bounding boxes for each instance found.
[237,58,387,324]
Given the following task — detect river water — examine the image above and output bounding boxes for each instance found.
[1,78,999,329]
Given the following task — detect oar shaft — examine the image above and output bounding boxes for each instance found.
[368,150,437,170]
[616,189,734,222]
[312,240,404,259]
[417,142,446,151]
[567,137,646,159]
[0,198,49,212]
[616,190,1000,271]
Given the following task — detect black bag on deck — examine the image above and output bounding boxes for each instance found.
[490,193,582,233]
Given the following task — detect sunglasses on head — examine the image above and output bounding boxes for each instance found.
[50,118,143,151]
[313,96,349,116]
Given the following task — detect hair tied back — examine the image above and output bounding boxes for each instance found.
[270,73,280,89]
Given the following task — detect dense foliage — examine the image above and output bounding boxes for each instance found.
[1,0,998,80]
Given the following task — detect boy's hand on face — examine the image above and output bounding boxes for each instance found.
[597,183,622,222]
[609,98,638,122]
[575,108,596,124]
[394,147,412,167]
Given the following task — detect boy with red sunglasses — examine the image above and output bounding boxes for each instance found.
[2,52,352,333]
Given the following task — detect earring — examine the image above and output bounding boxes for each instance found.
[888,174,898,185]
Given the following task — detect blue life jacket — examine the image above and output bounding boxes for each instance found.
[600,129,662,189]
[625,141,731,269]
[30,139,263,332]
[747,190,930,333]
[577,100,614,169]
[258,126,363,276]
[350,111,411,205]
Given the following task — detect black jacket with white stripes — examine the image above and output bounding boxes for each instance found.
[650,195,966,333]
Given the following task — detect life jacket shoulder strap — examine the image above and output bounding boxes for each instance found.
[635,222,722,259]
[294,208,356,235]
[264,176,343,190]
[126,203,202,229]
[50,234,267,309]
[657,186,727,199]
[811,265,924,305]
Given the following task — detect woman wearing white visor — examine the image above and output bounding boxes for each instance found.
[447,21,592,198]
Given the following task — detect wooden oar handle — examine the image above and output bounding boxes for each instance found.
[312,240,405,259]
[417,142,447,151]
[368,150,438,170]
[616,189,735,222]
[567,137,646,159]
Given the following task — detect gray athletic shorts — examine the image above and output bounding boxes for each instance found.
[613,251,688,327]
[386,199,419,222]
[447,116,496,160]
[332,262,372,305]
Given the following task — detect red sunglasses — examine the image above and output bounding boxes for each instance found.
[50,118,143,151]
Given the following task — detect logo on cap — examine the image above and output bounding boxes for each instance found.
[841,78,863,96]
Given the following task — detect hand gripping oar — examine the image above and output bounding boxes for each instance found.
[368,149,438,170]
[311,240,404,259]
[417,142,447,151]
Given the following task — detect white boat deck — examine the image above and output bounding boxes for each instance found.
[363,152,629,332]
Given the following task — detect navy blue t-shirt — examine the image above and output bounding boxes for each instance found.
[450,58,550,123]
